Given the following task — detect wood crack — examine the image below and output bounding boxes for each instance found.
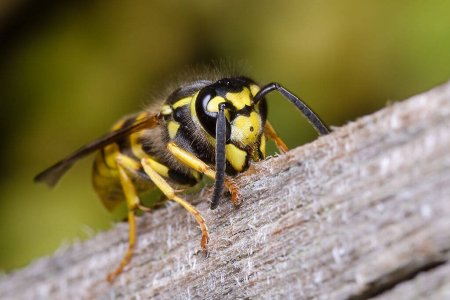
[346,259,448,300]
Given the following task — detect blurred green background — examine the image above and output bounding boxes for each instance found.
[0,0,449,272]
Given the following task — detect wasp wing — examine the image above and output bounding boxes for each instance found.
[34,113,160,187]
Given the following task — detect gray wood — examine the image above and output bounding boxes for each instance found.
[1,81,450,300]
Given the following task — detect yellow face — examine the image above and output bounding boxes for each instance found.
[230,111,262,146]
[192,79,267,173]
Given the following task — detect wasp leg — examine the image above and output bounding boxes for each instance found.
[141,157,209,250]
[106,155,142,282]
[166,142,240,206]
[137,203,152,212]
[264,121,289,153]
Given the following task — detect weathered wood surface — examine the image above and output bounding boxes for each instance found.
[1,81,450,300]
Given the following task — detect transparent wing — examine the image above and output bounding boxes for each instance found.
[34,113,160,187]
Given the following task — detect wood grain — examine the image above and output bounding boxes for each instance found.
[1,81,450,300]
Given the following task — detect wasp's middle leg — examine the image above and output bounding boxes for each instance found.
[106,155,142,282]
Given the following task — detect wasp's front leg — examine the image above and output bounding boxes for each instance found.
[167,142,240,206]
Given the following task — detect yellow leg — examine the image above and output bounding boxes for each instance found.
[264,121,289,153]
[167,142,240,206]
[141,157,209,249]
[107,155,141,282]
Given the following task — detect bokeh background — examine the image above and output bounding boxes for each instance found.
[1,0,449,272]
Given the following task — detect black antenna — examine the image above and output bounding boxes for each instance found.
[254,82,329,135]
[211,103,227,209]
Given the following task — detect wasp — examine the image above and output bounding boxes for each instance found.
[35,74,329,282]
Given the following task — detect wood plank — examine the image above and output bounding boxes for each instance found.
[1,81,450,300]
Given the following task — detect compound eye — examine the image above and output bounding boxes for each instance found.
[195,86,231,140]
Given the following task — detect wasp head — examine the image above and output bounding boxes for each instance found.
[194,77,267,172]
